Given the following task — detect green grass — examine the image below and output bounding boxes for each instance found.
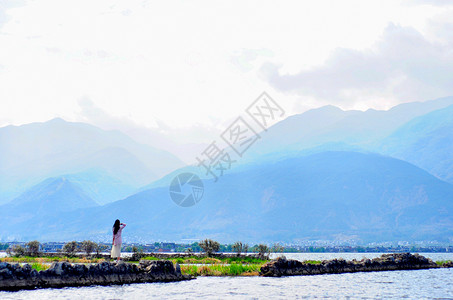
[30,263,50,272]
[180,263,262,276]
[435,260,452,266]
[222,256,268,264]
[303,260,322,265]
[137,256,160,261]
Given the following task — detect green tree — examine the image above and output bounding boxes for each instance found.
[6,245,26,257]
[62,241,79,257]
[132,245,144,254]
[81,240,97,256]
[199,239,220,256]
[271,243,284,253]
[25,240,41,257]
[232,241,245,256]
[95,243,108,257]
[255,244,270,259]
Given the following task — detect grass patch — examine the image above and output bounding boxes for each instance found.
[435,260,452,266]
[303,260,322,265]
[30,263,50,272]
[180,263,262,276]
[222,256,268,264]
[138,256,161,261]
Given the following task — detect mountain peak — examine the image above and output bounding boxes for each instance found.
[10,176,98,210]
[48,117,67,123]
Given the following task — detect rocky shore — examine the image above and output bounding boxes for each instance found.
[260,253,451,277]
[0,260,192,291]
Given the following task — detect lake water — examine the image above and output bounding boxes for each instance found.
[1,253,452,299]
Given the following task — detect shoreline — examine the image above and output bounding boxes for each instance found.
[0,253,452,291]
[0,260,192,291]
[260,253,453,277]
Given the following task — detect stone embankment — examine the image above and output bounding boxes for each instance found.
[260,253,451,277]
[0,260,192,291]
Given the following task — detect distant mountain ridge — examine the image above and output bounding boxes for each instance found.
[0,176,98,241]
[1,97,453,243]
[0,118,185,204]
[9,176,97,209]
[379,104,453,183]
[247,96,453,156]
[2,151,452,243]
[242,96,453,186]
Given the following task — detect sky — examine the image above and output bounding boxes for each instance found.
[0,0,453,146]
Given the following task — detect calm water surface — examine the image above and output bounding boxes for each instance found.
[0,253,452,299]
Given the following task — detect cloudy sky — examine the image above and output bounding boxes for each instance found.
[0,0,452,145]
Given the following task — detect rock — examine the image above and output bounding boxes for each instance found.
[0,262,8,270]
[22,264,32,273]
[0,260,193,291]
[260,253,440,277]
[49,262,71,276]
[442,261,453,268]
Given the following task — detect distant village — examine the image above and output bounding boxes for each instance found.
[1,241,452,254]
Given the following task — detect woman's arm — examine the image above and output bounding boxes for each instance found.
[121,223,126,228]
[112,236,115,245]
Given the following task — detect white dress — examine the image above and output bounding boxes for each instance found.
[111,224,126,258]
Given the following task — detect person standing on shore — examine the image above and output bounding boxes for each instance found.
[111,219,126,262]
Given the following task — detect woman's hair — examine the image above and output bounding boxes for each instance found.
[113,219,121,235]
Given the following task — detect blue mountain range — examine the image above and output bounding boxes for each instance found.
[1,97,452,243]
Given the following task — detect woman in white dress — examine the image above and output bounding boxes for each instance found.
[111,219,126,262]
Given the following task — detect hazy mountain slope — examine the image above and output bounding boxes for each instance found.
[6,151,452,243]
[248,96,453,156]
[0,177,98,240]
[379,104,453,183]
[62,170,137,205]
[0,118,185,203]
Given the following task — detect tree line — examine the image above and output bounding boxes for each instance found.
[6,240,108,257]
[4,239,285,258]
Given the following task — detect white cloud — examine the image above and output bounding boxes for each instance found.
[409,0,453,6]
[0,0,449,129]
[261,22,453,110]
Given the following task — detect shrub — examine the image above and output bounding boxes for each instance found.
[271,243,284,253]
[95,243,108,256]
[6,245,26,257]
[255,244,270,259]
[62,241,79,257]
[81,240,97,256]
[25,241,41,257]
[132,246,144,254]
[233,242,249,256]
[199,239,220,256]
